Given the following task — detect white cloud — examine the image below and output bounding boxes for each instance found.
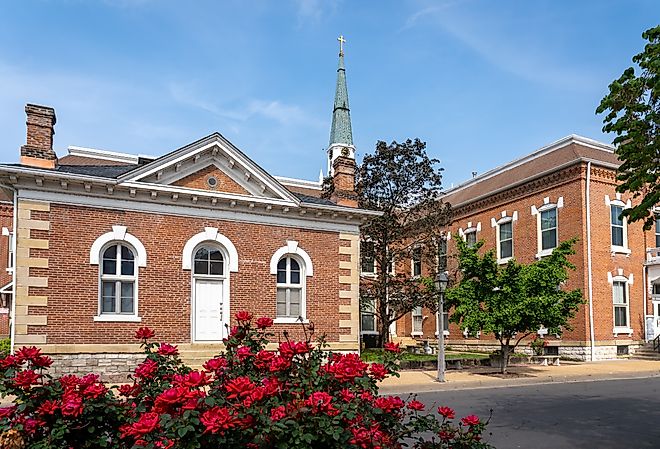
[292,0,339,25]
[402,1,597,90]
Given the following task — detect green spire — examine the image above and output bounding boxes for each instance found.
[329,36,353,148]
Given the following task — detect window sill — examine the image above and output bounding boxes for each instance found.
[361,272,377,278]
[411,331,423,337]
[535,248,555,259]
[94,315,142,323]
[434,331,450,337]
[497,257,513,265]
[274,317,310,325]
[611,246,631,256]
[613,327,633,336]
[360,331,379,335]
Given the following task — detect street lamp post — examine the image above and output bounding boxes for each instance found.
[435,271,449,382]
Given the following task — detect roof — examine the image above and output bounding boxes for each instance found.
[56,164,139,178]
[443,135,620,208]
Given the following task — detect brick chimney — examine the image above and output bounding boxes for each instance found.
[330,154,358,208]
[20,104,57,169]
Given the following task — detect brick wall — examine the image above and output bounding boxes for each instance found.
[29,202,350,348]
[173,165,250,195]
[392,161,648,358]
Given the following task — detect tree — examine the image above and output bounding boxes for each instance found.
[445,238,584,374]
[356,139,451,347]
[596,25,660,229]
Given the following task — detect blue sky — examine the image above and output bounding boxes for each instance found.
[0,0,658,188]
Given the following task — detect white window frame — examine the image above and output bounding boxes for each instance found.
[434,310,450,337]
[491,211,518,264]
[459,221,481,248]
[2,228,13,273]
[531,197,563,259]
[97,242,140,322]
[90,226,146,322]
[360,240,376,277]
[360,300,378,335]
[276,256,305,322]
[411,306,423,336]
[270,241,313,324]
[437,237,448,273]
[411,246,422,278]
[605,195,631,255]
[608,270,634,336]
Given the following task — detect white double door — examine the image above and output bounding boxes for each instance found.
[193,278,226,342]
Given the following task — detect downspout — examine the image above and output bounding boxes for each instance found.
[585,162,596,361]
[8,187,17,355]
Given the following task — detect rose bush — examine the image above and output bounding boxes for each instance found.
[0,313,493,448]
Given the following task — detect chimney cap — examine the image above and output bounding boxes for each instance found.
[25,103,56,124]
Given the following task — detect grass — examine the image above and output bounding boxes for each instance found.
[361,348,490,363]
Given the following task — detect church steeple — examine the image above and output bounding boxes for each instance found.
[328,35,355,175]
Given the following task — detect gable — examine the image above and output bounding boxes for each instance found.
[173,165,250,195]
[118,133,299,204]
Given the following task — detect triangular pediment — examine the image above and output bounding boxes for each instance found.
[118,133,299,204]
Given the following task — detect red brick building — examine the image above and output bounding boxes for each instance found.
[0,47,376,377]
[383,135,660,360]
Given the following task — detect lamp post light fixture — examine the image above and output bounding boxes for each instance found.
[435,271,449,382]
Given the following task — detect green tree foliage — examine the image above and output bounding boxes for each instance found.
[597,25,660,229]
[446,238,584,374]
[357,139,451,347]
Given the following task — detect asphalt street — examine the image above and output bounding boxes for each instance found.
[415,377,660,449]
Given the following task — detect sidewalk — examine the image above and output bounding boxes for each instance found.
[378,359,660,394]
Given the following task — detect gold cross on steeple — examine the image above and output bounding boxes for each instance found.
[338,35,346,56]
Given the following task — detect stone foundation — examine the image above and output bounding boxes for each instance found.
[49,353,144,382]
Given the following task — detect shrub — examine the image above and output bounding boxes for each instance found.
[0,339,10,357]
[0,312,493,448]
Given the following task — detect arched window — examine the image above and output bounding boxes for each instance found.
[100,243,137,316]
[193,246,225,276]
[276,256,303,319]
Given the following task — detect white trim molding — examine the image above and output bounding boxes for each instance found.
[89,225,147,267]
[531,197,563,259]
[605,194,632,255]
[608,270,634,337]
[269,240,314,277]
[182,227,239,272]
[491,210,518,264]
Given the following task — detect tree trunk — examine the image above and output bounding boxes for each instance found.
[376,323,389,348]
[500,343,511,375]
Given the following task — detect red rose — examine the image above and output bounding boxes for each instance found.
[61,392,84,417]
[461,414,480,427]
[31,355,53,368]
[261,376,281,396]
[0,406,16,419]
[122,412,160,438]
[374,396,405,414]
[155,439,175,449]
[200,406,237,434]
[305,391,338,415]
[58,374,81,391]
[339,388,355,402]
[118,383,141,397]
[235,311,253,322]
[15,346,42,364]
[157,343,179,356]
[203,356,228,373]
[256,317,274,329]
[407,400,425,411]
[438,406,456,420]
[20,417,45,435]
[182,371,210,388]
[225,376,255,400]
[134,359,159,379]
[268,355,291,372]
[383,342,401,353]
[0,355,20,368]
[134,327,156,340]
[154,387,187,411]
[270,405,286,422]
[439,429,456,441]
[236,346,253,361]
[82,383,107,399]
[37,400,59,415]
[13,369,40,389]
[369,363,389,380]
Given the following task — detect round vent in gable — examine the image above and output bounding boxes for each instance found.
[207,176,218,189]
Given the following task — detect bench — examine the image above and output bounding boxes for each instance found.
[531,355,561,366]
